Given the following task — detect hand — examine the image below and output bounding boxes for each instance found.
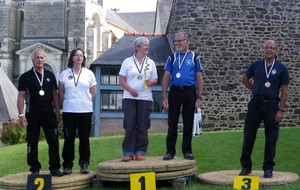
[130,90,138,97]
[275,110,283,123]
[162,97,169,110]
[19,117,28,128]
[195,98,202,109]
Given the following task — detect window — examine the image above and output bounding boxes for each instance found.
[99,66,166,113]
[101,67,120,85]
[101,90,123,112]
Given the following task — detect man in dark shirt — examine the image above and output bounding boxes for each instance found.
[17,48,63,177]
[239,40,290,178]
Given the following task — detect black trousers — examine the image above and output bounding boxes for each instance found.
[62,112,92,169]
[122,99,152,156]
[26,106,60,172]
[166,86,196,156]
[240,97,280,170]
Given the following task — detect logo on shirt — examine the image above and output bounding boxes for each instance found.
[271,69,277,75]
[186,60,193,66]
[46,78,50,82]
[68,76,73,80]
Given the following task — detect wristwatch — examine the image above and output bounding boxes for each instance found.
[18,113,24,118]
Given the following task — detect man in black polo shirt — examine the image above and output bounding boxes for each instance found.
[17,48,63,177]
[239,40,290,178]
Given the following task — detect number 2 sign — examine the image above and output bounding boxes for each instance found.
[27,174,51,190]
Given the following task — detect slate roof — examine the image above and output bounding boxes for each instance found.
[91,34,172,67]
[106,9,138,33]
[118,12,156,33]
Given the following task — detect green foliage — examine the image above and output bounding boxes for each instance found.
[1,122,26,145]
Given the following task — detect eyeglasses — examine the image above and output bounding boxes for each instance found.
[173,39,185,43]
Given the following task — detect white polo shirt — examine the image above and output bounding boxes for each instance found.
[119,55,158,101]
[59,67,97,113]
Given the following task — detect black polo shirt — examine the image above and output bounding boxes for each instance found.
[245,59,290,99]
[18,68,58,111]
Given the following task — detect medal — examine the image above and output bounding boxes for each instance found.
[72,68,82,92]
[264,60,275,89]
[133,55,146,81]
[39,90,45,96]
[137,75,143,80]
[73,89,79,94]
[176,72,181,78]
[265,81,271,88]
[33,68,44,96]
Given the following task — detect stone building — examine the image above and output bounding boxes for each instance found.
[0,0,140,82]
[91,0,300,136]
[167,0,300,130]
[1,0,300,136]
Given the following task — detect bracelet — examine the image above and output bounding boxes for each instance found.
[18,113,24,118]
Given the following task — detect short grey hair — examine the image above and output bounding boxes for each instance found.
[134,37,149,52]
[263,40,277,48]
[175,31,190,40]
[31,48,46,60]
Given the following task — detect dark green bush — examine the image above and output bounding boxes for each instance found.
[1,122,26,145]
[1,121,63,146]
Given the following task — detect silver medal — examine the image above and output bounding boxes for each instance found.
[176,72,181,78]
[39,90,45,96]
[265,82,271,88]
[137,75,143,80]
[73,89,79,94]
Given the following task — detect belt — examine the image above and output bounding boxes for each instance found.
[252,96,279,102]
[171,85,195,90]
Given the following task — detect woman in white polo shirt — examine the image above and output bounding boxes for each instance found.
[119,37,158,161]
[58,48,96,174]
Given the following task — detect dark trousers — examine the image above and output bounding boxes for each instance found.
[166,86,196,156]
[240,97,280,170]
[62,112,92,168]
[122,99,152,156]
[26,106,60,172]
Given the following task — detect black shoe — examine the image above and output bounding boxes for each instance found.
[184,153,194,160]
[239,167,252,175]
[31,170,39,175]
[263,169,273,178]
[163,153,174,160]
[80,164,89,174]
[50,169,64,177]
[63,168,72,175]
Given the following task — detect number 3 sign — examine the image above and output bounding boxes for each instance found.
[233,175,259,190]
[130,172,156,190]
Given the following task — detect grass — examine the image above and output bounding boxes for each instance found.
[0,127,299,189]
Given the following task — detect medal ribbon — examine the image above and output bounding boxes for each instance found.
[33,68,44,89]
[178,51,189,70]
[264,59,275,81]
[72,68,82,87]
[133,55,146,75]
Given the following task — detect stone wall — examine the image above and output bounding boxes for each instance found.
[167,0,300,130]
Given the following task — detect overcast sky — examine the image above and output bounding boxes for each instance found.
[103,0,157,12]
